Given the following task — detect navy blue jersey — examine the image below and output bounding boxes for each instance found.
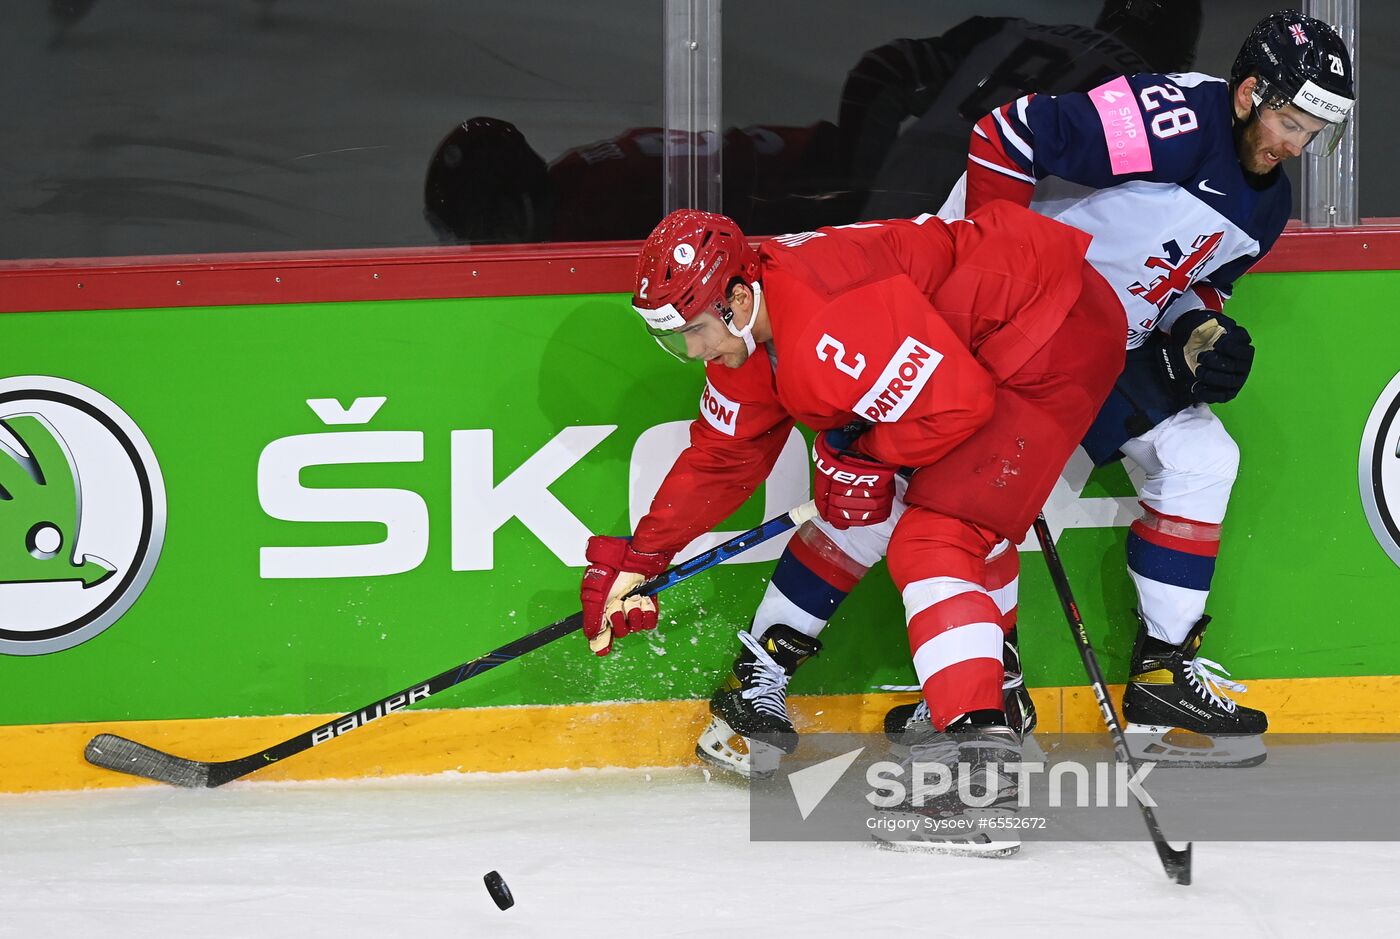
[958,72,1291,348]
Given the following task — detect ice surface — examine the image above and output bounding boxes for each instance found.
[2,767,1396,938]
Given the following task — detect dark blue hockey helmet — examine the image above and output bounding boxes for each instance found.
[1231,10,1355,153]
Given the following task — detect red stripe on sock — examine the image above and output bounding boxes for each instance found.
[1130,519,1220,557]
[1137,502,1223,534]
[907,591,1003,652]
[1132,504,1221,556]
[922,659,1005,731]
[787,528,864,592]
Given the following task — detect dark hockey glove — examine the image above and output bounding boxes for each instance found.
[1159,310,1255,405]
[812,430,898,529]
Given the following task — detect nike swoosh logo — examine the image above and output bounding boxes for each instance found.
[1198,179,1226,196]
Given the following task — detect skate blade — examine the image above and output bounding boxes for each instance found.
[875,839,1020,859]
[1126,723,1268,768]
[870,810,1020,858]
[694,716,785,780]
[872,830,1020,858]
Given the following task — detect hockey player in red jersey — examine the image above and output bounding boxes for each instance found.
[692,10,1355,773]
[580,201,1125,854]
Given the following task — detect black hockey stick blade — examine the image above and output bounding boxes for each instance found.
[85,733,212,788]
[84,611,583,788]
[1159,840,1192,885]
[1031,514,1193,886]
[84,502,816,788]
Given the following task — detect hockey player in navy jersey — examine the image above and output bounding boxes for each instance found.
[687,9,1355,777]
[941,8,1354,765]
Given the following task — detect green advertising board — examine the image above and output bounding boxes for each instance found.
[2,269,1399,728]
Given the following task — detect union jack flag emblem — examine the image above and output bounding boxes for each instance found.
[1289,23,1308,44]
[1127,232,1226,313]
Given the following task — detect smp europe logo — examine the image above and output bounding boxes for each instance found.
[1360,370,1400,568]
[0,377,166,655]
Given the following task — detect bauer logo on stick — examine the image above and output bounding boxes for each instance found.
[0,376,166,656]
[1359,370,1400,569]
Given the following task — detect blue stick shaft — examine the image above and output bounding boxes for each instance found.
[633,500,816,598]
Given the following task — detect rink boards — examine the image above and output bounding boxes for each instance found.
[7,677,1400,793]
[1,237,1399,791]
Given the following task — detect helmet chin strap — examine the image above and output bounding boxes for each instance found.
[722,281,762,355]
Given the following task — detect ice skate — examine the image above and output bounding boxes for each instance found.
[872,722,1022,857]
[695,624,820,779]
[1122,613,1267,768]
[1000,628,1037,740]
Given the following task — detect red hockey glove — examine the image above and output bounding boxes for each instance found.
[580,536,673,656]
[812,431,898,529]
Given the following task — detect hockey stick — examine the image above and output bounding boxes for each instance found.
[85,501,820,788]
[1031,513,1193,886]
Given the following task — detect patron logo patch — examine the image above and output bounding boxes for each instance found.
[700,381,740,436]
[855,338,943,423]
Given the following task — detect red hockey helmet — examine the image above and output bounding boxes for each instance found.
[631,209,759,360]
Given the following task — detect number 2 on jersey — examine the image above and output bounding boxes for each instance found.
[816,333,866,379]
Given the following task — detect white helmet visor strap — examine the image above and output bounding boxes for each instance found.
[723,281,760,356]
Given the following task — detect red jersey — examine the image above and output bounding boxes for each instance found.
[631,200,1094,556]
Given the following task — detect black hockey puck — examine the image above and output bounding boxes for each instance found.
[483,870,514,910]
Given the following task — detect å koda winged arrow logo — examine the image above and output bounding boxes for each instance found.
[0,375,166,656]
[0,414,115,588]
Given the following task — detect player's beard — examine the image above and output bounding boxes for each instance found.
[1233,114,1284,184]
